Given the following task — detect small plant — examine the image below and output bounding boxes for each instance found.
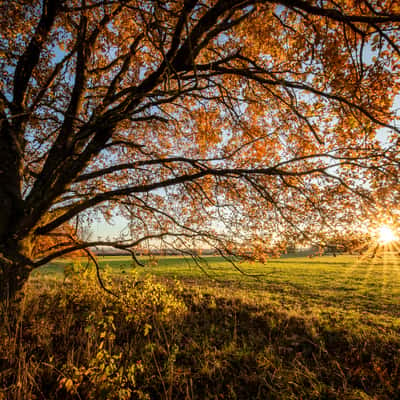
[59,314,146,399]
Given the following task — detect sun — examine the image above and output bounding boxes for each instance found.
[377,225,398,244]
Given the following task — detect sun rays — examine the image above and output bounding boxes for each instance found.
[340,222,400,293]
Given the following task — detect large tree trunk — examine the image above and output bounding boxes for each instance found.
[0,238,33,303]
[0,260,31,304]
[1,105,32,303]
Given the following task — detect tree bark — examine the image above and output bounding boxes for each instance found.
[0,260,31,304]
[0,94,32,303]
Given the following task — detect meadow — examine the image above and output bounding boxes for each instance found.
[1,253,400,399]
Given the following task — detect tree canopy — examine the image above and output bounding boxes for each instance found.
[1,0,399,299]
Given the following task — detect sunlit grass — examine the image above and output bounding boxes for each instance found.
[36,252,400,318]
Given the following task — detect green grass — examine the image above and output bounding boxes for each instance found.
[2,253,400,399]
[36,253,400,318]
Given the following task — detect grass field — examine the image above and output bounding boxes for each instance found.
[35,253,400,319]
[2,253,400,399]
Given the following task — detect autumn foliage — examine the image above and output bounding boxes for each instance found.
[0,0,399,299]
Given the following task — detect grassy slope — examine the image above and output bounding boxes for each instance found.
[2,254,400,399]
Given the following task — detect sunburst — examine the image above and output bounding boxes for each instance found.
[377,225,398,244]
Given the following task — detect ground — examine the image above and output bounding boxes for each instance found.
[1,253,400,399]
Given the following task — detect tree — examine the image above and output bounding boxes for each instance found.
[1,0,399,301]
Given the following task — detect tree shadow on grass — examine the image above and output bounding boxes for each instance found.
[144,290,400,399]
[1,280,399,400]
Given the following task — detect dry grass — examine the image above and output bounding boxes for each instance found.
[1,254,400,399]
